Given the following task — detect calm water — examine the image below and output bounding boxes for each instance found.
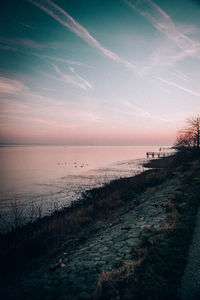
[0,145,162,232]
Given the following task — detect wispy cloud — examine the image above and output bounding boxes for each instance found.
[40,62,93,90]
[122,100,151,118]
[42,87,55,92]
[0,76,25,95]
[124,0,200,74]
[27,0,137,71]
[171,71,187,81]
[0,76,100,133]
[0,38,91,70]
[171,69,191,81]
[35,53,90,67]
[155,76,200,97]
[139,40,193,75]
[0,37,44,50]
[19,38,44,49]
[69,67,92,89]
[125,0,200,54]
[0,76,64,106]
[18,22,36,30]
[113,100,174,123]
[0,36,93,71]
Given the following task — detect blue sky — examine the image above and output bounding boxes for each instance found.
[0,0,200,145]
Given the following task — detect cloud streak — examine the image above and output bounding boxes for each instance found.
[171,70,191,81]
[155,76,200,97]
[18,22,36,30]
[0,38,91,69]
[112,100,175,123]
[0,76,64,107]
[0,37,44,50]
[0,76,98,126]
[27,0,137,71]
[40,63,93,90]
[125,0,200,54]
[36,54,90,67]
[171,71,188,81]
[124,0,200,74]
[0,76,25,95]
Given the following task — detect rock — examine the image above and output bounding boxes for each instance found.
[124,254,132,260]
[101,265,113,272]
[102,254,116,263]
[121,226,132,231]
[79,291,91,299]
[93,256,101,261]
[109,218,123,227]
[61,263,66,267]
[62,257,69,264]
[143,225,151,230]
[126,238,137,247]
[118,246,130,254]
[100,246,109,252]
[49,263,60,271]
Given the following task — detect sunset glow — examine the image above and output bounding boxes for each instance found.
[1,0,200,145]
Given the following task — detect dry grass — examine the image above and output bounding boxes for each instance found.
[0,156,176,274]
[93,158,200,299]
[94,259,144,299]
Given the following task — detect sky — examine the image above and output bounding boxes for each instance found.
[0,0,200,146]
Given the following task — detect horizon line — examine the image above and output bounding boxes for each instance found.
[0,143,173,147]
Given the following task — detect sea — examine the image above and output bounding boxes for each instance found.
[0,145,164,232]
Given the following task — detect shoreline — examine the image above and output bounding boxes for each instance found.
[1,153,200,299]
[0,156,149,234]
[0,156,169,236]
[0,156,173,260]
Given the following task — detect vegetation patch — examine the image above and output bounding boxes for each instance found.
[0,156,174,275]
[94,158,200,300]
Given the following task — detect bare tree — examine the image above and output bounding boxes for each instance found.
[175,115,200,151]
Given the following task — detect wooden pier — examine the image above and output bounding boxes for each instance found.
[146,151,175,158]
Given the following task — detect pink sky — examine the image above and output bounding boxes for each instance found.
[1,0,200,145]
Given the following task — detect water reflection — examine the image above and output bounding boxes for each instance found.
[0,145,160,232]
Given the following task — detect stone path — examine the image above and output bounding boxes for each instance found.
[2,176,184,300]
[179,208,200,300]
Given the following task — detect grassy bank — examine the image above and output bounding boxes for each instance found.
[94,156,200,299]
[0,156,176,275]
[1,153,200,299]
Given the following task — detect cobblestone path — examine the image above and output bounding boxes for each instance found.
[2,176,184,300]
